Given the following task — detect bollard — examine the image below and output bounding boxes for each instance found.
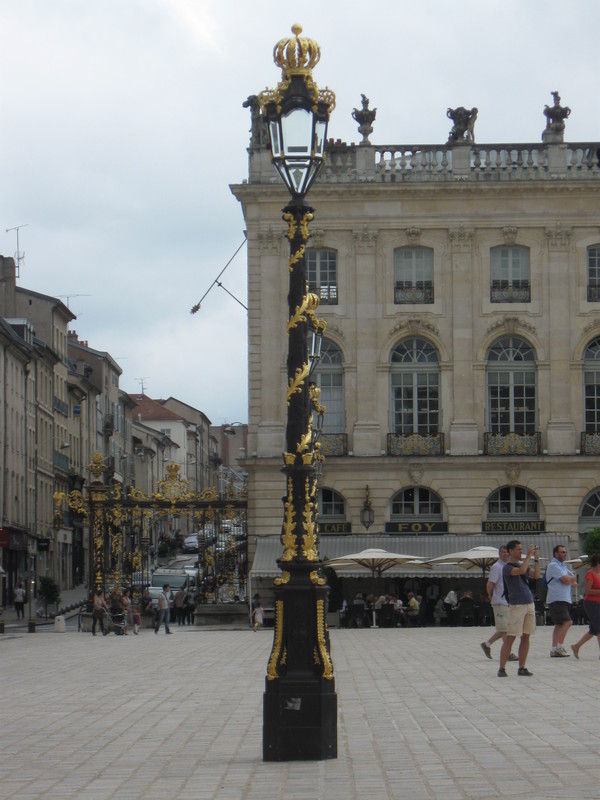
[54,615,65,633]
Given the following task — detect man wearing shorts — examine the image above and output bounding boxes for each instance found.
[498,540,540,677]
[545,544,577,657]
[481,545,517,662]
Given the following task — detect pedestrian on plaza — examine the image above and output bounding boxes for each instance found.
[481,545,518,662]
[132,604,141,635]
[253,600,264,632]
[155,584,172,634]
[174,586,187,625]
[121,588,132,634]
[571,553,600,659]
[498,540,540,677]
[92,588,108,636]
[14,581,25,620]
[141,587,153,616]
[546,544,578,657]
[184,589,196,625]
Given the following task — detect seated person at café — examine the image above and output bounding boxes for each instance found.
[406,592,420,624]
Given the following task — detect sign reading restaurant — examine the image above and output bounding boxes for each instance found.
[384,522,448,534]
[483,521,545,533]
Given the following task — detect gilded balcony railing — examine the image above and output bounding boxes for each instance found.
[320,433,348,457]
[387,432,444,456]
[484,431,541,455]
[581,432,600,455]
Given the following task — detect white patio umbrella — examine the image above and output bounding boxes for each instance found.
[325,548,425,627]
[425,545,500,590]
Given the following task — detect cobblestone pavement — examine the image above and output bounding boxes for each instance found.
[1,624,600,799]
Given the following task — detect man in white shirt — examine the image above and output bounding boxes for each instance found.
[481,545,517,662]
[154,584,173,635]
[546,544,577,657]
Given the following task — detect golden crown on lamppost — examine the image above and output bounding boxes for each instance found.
[260,24,336,114]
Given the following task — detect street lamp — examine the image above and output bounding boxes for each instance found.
[258,24,337,762]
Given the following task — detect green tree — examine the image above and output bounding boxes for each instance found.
[38,576,61,617]
[585,527,600,556]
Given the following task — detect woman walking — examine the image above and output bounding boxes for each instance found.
[92,589,109,636]
[571,553,600,659]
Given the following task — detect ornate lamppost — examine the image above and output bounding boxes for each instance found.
[258,24,337,761]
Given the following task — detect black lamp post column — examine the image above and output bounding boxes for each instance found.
[259,25,337,762]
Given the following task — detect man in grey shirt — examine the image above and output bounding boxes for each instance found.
[498,540,540,677]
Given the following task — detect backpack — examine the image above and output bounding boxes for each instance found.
[542,567,554,592]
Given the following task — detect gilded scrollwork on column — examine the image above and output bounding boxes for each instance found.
[316,599,334,679]
[266,600,285,681]
[302,477,318,561]
[280,477,297,561]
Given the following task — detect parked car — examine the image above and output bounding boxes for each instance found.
[182,534,199,552]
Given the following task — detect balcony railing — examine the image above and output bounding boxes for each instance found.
[320,433,348,457]
[53,450,69,471]
[387,432,444,456]
[587,285,600,303]
[394,281,434,304]
[309,284,338,305]
[490,281,531,303]
[484,431,541,455]
[581,432,600,454]
[53,396,69,416]
[103,413,114,432]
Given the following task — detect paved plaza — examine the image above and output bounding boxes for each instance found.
[2,620,600,800]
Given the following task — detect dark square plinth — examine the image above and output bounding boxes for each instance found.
[263,679,337,761]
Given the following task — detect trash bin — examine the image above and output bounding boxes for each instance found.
[54,615,65,633]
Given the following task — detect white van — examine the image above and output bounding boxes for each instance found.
[147,567,199,608]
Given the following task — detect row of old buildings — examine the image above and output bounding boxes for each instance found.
[233,88,600,592]
[0,253,248,607]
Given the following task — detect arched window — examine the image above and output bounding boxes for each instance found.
[313,339,344,433]
[394,246,434,304]
[490,245,530,303]
[306,248,337,304]
[390,338,439,435]
[587,245,600,302]
[391,487,443,519]
[318,488,346,521]
[584,337,600,433]
[486,336,536,435]
[487,486,539,519]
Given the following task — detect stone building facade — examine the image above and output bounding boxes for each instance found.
[232,96,600,579]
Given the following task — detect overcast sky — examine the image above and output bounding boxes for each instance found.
[1,1,598,424]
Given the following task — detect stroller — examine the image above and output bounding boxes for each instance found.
[104,607,127,635]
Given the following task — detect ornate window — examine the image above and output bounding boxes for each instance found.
[306,248,337,305]
[486,336,536,435]
[390,338,439,435]
[391,487,443,519]
[313,339,344,434]
[318,488,346,521]
[394,247,434,304]
[487,486,539,518]
[588,246,600,302]
[490,246,531,303]
[583,338,600,442]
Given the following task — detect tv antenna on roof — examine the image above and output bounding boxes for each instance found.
[136,377,150,395]
[58,294,91,309]
[5,224,28,278]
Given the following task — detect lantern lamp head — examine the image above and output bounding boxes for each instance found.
[259,25,336,200]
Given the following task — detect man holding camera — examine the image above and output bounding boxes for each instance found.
[498,540,540,677]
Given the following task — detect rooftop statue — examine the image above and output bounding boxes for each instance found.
[447,106,478,143]
[243,94,269,148]
[542,91,570,142]
[352,94,377,145]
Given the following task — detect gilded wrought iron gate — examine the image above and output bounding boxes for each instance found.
[54,454,247,604]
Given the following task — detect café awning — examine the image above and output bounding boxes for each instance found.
[250,533,571,579]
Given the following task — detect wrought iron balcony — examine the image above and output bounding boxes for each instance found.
[308,283,338,305]
[490,281,531,303]
[387,432,444,456]
[587,286,600,303]
[394,281,434,304]
[320,433,348,456]
[484,431,541,455]
[581,432,600,454]
[103,413,114,432]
